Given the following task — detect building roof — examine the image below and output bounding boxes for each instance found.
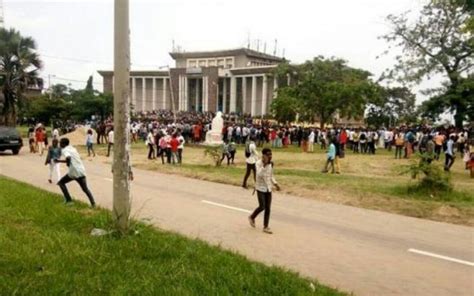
[169,48,285,62]
[97,70,169,77]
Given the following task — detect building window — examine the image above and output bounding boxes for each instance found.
[198,60,207,67]
[225,58,233,68]
[188,60,197,68]
[208,59,216,66]
[217,59,225,67]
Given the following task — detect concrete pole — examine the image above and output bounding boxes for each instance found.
[242,77,247,114]
[113,0,131,234]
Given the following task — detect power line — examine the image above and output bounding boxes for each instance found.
[41,54,161,68]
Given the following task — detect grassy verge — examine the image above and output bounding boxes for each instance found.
[0,176,345,296]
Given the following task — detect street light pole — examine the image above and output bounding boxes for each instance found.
[113,0,131,233]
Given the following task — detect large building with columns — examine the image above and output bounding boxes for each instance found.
[98,48,284,116]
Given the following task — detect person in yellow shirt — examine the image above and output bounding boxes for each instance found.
[434,133,445,160]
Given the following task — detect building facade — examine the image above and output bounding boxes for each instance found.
[98,48,284,116]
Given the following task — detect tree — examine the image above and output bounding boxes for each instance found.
[382,0,474,127]
[274,57,375,128]
[0,28,42,126]
[420,74,474,123]
[270,87,300,123]
[366,86,418,127]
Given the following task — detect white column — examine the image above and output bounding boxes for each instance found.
[251,76,257,116]
[230,76,237,113]
[242,77,247,114]
[273,76,278,99]
[152,78,156,111]
[222,78,227,113]
[195,79,200,111]
[202,76,207,112]
[184,76,188,111]
[262,75,268,116]
[142,77,146,112]
[162,78,167,110]
[178,76,182,111]
[132,77,136,110]
[287,73,291,85]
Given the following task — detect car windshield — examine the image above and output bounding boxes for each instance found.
[0,127,20,137]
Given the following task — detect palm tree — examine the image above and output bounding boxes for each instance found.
[0,28,42,126]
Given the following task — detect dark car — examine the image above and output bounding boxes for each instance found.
[0,126,23,155]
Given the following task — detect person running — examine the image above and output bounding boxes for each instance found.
[44,138,61,184]
[86,129,96,157]
[242,136,259,189]
[248,148,280,234]
[55,138,96,207]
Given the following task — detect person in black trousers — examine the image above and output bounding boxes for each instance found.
[242,137,258,188]
[55,138,96,208]
[248,148,280,234]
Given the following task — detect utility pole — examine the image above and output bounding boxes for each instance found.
[113,0,131,233]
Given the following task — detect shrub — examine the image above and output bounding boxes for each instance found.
[204,145,222,166]
[401,153,452,194]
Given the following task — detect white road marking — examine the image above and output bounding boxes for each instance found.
[408,248,474,267]
[104,178,113,182]
[202,200,251,214]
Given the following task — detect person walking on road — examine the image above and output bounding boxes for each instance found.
[248,148,280,234]
[55,138,96,208]
[242,136,259,189]
[44,138,61,184]
[86,129,96,157]
[106,128,114,157]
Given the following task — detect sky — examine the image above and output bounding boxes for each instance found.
[5,0,440,105]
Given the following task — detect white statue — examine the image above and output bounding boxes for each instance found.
[205,111,224,145]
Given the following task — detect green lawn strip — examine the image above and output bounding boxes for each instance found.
[0,176,345,296]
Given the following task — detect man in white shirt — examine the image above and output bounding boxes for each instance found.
[177,130,185,164]
[308,129,315,152]
[242,136,259,189]
[55,138,96,207]
[52,128,59,140]
[248,148,280,234]
[106,128,114,157]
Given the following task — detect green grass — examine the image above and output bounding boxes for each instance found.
[0,176,345,296]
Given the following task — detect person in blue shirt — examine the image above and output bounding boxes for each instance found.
[322,138,336,174]
[444,135,456,172]
[44,138,62,183]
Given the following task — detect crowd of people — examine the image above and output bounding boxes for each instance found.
[26,110,473,187]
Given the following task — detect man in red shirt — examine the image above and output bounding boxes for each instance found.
[170,133,180,164]
[35,127,46,156]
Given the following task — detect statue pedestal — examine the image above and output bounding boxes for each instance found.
[205,131,223,145]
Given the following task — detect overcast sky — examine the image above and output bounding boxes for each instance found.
[6,0,439,104]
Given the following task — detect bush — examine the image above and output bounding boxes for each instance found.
[204,145,223,166]
[401,153,452,194]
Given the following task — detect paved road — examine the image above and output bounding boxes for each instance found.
[1,152,473,296]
